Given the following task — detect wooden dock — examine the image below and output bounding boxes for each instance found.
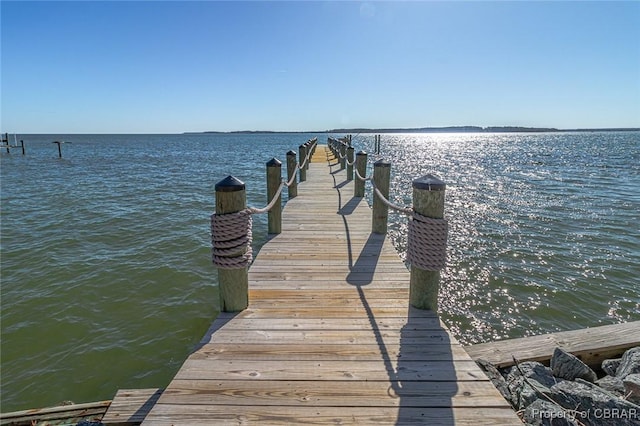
[139,145,521,425]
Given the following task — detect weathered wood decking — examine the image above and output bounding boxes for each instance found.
[141,146,521,425]
[465,320,640,370]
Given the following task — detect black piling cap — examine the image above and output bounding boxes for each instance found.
[215,175,245,192]
[266,158,282,167]
[299,144,306,149]
[286,150,296,156]
[356,150,367,156]
[374,159,391,168]
[347,146,355,151]
[413,174,446,191]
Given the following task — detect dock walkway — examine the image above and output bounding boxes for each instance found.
[141,146,520,425]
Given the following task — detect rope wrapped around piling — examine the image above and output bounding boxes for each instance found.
[211,210,253,269]
[407,211,448,271]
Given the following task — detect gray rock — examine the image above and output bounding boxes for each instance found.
[596,375,625,395]
[523,399,580,426]
[617,347,640,379]
[507,361,559,388]
[623,374,640,404]
[549,379,640,426]
[516,378,556,411]
[475,359,512,403]
[602,358,622,376]
[551,347,598,382]
[506,361,559,410]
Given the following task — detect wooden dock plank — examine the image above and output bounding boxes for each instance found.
[143,405,519,426]
[175,359,489,382]
[191,343,475,362]
[0,401,110,426]
[141,145,520,425]
[102,389,163,425]
[465,320,640,369]
[157,380,508,407]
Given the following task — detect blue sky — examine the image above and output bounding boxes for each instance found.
[1,1,639,133]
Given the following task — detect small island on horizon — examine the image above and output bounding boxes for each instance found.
[184,126,640,135]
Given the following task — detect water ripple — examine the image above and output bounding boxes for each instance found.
[2,132,639,411]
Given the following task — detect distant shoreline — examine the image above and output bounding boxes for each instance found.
[184,126,640,135]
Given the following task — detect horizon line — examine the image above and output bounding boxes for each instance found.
[4,126,640,135]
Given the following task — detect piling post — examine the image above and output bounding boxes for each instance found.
[305,142,311,170]
[298,144,307,182]
[266,158,282,234]
[409,175,446,311]
[286,150,298,199]
[354,151,367,197]
[340,142,346,169]
[20,140,25,155]
[215,175,249,312]
[347,146,354,181]
[372,160,391,234]
[53,141,63,158]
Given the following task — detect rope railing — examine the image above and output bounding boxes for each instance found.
[370,181,413,215]
[354,166,372,182]
[352,152,449,274]
[211,138,317,276]
[305,135,449,310]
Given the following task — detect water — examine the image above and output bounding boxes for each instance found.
[1,132,639,412]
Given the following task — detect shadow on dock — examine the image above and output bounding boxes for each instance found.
[330,158,457,424]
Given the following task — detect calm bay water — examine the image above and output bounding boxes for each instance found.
[1,132,639,412]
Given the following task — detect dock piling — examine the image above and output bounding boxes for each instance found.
[372,160,391,234]
[286,150,298,199]
[409,175,446,311]
[354,151,367,197]
[266,158,282,234]
[214,175,249,312]
[298,144,307,182]
[347,146,354,181]
[53,141,63,158]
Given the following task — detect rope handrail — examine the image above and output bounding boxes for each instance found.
[250,137,316,214]
[370,180,413,215]
[299,151,310,169]
[284,166,299,187]
[352,158,448,272]
[355,165,412,214]
[247,180,286,215]
[354,167,372,182]
[297,139,317,170]
[212,138,317,270]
